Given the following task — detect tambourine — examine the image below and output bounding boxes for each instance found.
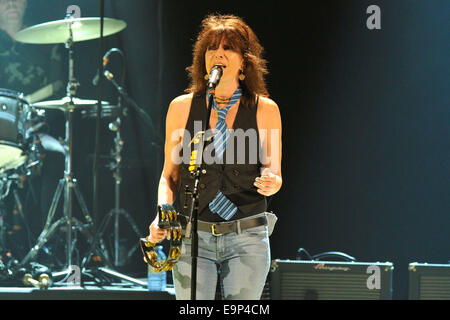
[140,204,183,272]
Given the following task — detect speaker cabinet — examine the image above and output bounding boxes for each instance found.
[269,259,393,300]
[409,263,450,300]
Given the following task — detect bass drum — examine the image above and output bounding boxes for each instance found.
[0,89,32,173]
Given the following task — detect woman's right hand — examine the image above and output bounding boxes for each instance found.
[148,219,168,243]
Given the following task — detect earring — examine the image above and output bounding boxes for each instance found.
[239,71,246,81]
[204,74,209,80]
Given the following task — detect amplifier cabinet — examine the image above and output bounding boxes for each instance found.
[269,259,393,300]
[409,263,450,300]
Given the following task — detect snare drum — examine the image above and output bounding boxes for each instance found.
[0,89,31,172]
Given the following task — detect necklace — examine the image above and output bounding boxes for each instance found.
[215,96,231,103]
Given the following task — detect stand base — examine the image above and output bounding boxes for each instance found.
[51,266,146,288]
[88,208,141,268]
[96,267,146,287]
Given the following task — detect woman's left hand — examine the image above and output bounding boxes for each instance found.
[254,168,281,196]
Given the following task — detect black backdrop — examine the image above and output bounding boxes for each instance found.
[22,0,449,299]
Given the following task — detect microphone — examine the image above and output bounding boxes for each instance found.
[92,49,114,86]
[207,65,223,89]
[103,70,125,96]
[104,70,114,81]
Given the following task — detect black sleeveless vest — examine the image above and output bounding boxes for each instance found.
[177,93,267,222]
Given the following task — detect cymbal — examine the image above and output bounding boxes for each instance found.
[33,96,110,111]
[15,17,126,44]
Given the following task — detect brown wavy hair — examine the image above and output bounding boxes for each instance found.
[186,14,269,107]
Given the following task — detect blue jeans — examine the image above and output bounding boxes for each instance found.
[172,215,271,300]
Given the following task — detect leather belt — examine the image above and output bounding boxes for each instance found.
[179,214,267,237]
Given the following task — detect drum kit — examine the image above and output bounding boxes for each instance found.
[0,13,146,287]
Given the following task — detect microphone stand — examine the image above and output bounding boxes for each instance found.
[184,87,215,300]
[93,0,105,247]
[103,71,162,146]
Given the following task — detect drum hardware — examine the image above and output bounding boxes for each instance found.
[0,182,33,277]
[80,59,146,288]
[11,188,34,250]
[0,200,8,251]
[87,47,139,268]
[0,253,18,285]
[17,97,113,278]
[106,115,142,267]
[0,175,12,201]
[0,259,52,288]
[14,17,127,45]
[0,89,32,172]
[15,11,146,288]
[22,272,51,289]
[14,11,148,288]
[0,125,44,256]
[20,261,52,290]
[87,52,162,287]
[33,97,112,112]
[81,104,122,120]
[16,13,114,279]
[0,137,45,285]
[82,107,141,268]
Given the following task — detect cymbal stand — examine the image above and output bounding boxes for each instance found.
[18,15,111,280]
[80,103,146,288]
[88,109,141,267]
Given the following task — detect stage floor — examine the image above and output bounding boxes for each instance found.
[0,282,176,300]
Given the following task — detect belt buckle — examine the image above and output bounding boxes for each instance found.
[211,224,222,237]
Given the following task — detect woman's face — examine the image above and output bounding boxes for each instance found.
[204,37,244,85]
